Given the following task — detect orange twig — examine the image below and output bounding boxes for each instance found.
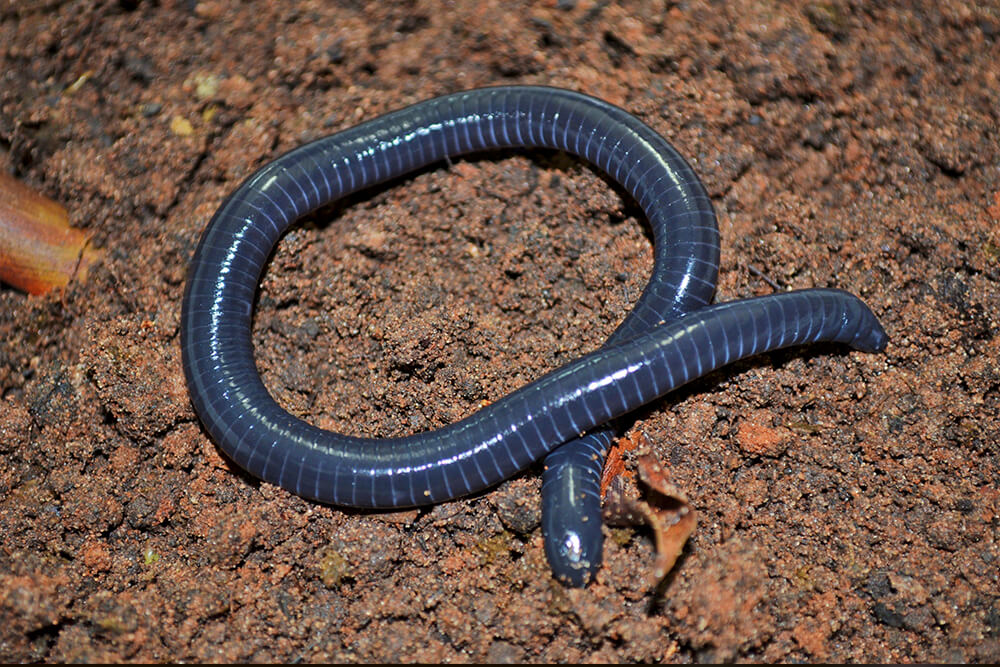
[0,172,101,295]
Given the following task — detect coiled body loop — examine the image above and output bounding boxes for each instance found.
[181,86,887,585]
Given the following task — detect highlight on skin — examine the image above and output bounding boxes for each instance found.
[181,86,887,586]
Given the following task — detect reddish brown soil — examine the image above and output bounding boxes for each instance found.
[2,0,998,662]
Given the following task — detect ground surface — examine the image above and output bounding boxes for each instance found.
[1,0,998,662]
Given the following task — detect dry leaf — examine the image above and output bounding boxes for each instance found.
[603,434,697,587]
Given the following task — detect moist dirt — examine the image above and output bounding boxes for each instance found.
[1,0,998,662]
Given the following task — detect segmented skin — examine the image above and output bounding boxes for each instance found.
[181,86,887,583]
[540,233,711,585]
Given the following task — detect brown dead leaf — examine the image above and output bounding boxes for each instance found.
[603,434,697,587]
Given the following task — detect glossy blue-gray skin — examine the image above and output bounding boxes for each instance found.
[182,86,721,511]
[529,89,720,585]
[541,243,711,586]
[181,87,888,568]
[542,431,614,585]
[183,86,722,586]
